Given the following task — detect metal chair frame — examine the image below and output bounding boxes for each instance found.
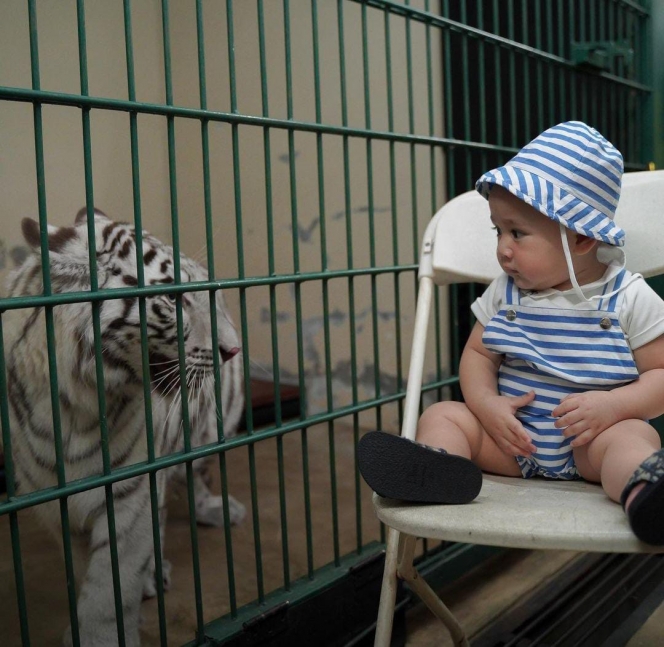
[371,171,664,646]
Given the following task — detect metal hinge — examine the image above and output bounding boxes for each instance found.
[571,39,633,71]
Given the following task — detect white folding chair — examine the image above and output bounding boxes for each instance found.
[372,170,664,647]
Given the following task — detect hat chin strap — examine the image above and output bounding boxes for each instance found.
[559,224,641,302]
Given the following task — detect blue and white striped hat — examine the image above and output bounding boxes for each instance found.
[476,121,625,246]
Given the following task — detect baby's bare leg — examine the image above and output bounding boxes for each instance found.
[417,401,522,477]
[573,420,661,503]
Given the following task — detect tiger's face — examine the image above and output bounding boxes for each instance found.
[20,209,241,395]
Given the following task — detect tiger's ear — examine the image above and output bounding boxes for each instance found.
[75,206,109,226]
[21,218,79,253]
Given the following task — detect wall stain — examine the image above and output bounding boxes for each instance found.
[291,206,393,244]
[331,205,391,221]
[260,307,291,324]
[292,218,320,243]
[11,245,28,267]
[278,151,300,163]
[301,309,347,373]
[0,242,29,270]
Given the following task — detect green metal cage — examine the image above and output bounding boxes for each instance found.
[0,1,661,645]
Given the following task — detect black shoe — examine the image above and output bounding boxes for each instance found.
[357,431,482,504]
[622,448,664,545]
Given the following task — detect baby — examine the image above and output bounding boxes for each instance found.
[359,121,664,545]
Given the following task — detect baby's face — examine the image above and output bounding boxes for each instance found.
[488,186,572,292]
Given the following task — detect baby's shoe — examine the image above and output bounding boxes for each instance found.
[357,431,482,504]
[621,448,664,545]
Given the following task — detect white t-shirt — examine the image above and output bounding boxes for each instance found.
[471,248,664,351]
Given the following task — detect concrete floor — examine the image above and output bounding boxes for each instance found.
[0,423,382,646]
[2,422,663,646]
[405,549,580,646]
[626,603,664,646]
[405,549,664,646]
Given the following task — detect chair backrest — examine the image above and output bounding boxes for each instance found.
[420,170,664,286]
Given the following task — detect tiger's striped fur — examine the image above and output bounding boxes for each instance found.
[5,209,245,646]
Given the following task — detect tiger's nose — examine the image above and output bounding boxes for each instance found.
[220,346,240,362]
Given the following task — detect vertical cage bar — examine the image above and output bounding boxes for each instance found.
[618,4,625,156]
[426,0,443,404]
[160,0,206,637]
[609,3,618,140]
[360,2,382,446]
[122,2,169,642]
[442,0,460,393]
[442,0,455,179]
[558,0,566,124]
[282,0,314,578]
[311,0,341,567]
[28,1,85,642]
[520,0,531,139]
[640,2,653,166]
[545,0,554,126]
[256,0,291,592]
[0,316,31,645]
[459,1,472,183]
[508,0,518,145]
[627,9,636,162]
[459,2,475,212]
[77,0,129,640]
[590,0,599,129]
[195,0,240,618]
[477,0,488,165]
[404,0,419,268]
[227,0,265,600]
[579,0,589,125]
[384,9,403,424]
[493,0,503,145]
[534,0,544,131]
[569,0,578,118]
[336,0,363,554]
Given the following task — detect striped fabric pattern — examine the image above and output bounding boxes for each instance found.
[476,121,625,247]
[482,273,638,479]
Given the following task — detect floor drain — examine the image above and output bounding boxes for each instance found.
[472,552,664,647]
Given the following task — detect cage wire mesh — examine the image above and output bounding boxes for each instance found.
[0,0,654,645]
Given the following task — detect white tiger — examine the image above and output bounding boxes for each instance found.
[4,208,245,646]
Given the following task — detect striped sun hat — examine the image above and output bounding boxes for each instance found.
[475,121,625,246]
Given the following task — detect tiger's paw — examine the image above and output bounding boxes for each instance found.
[195,493,246,527]
[142,558,172,600]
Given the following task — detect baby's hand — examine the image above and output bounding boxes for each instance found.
[475,391,537,457]
[553,390,619,446]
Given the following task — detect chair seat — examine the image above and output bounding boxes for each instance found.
[373,474,664,553]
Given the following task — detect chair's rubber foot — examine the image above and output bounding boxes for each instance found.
[357,431,482,504]
[628,478,664,545]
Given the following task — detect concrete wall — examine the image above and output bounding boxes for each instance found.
[0,0,450,429]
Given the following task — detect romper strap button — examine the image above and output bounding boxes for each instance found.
[600,317,612,330]
[506,309,517,321]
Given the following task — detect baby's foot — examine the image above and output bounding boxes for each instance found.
[621,448,664,545]
[357,431,482,504]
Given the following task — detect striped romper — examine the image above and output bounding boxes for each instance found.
[482,270,640,479]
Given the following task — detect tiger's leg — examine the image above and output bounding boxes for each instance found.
[66,475,152,647]
[193,457,246,527]
[142,471,171,600]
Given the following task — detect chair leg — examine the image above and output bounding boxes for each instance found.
[398,535,470,647]
[374,527,402,647]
